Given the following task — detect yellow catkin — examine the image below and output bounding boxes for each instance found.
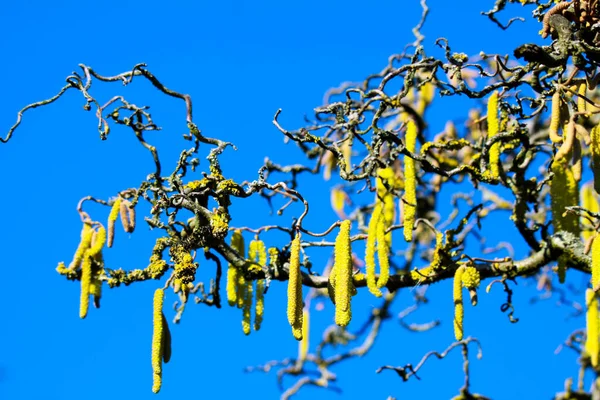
[416,82,435,115]
[555,120,576,162]
[376,167,397,248]
[461,266,481,289]
[585,289,600,368]
[249,239,267,331]
[487,91,501,180]
[578,82,587,117]
[89,227,103,309]
[592,125,600,194]
[236,273,246,309]
[226,266,238,307]
[242,281,253,335]
[248,240,258,261]
[549,91,563,143]
[430,232,445,270]
[404,118,418,242]
[71,224,94,270]
[152,289,164,393]
[268,247,279,268]
[152,374,162,395]
[334,220,353,326]
[365,203,383,297]
[582,183,600,242]
[107,197,122,248]
[453,265,466,341]
[298,308,310,361]
[331,187,347,219]
[551,159,580,283]
[227,230,245,307]
[287,234,303,340]
[79,251,92,319]
[250,240,267,266]
[254,279,264,331]
[89,224,106,257]
[376,216,390,289]
[551,160,580,235]
[593,236,600,290]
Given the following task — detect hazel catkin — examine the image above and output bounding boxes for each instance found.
[375,215,390,289]
[226,230,244,308]
[333,220,353,326]
[549,90,563,143]
[254,279,264,331]
[70,224,94,270]
[486,91,501,180]
[248,239,266,331]
[89,224,106,257]
[287,234,303,340]
[404,118,418,242]
[120,199,135,233]
[461,266,481,289]
[365,204,383,297]
[107,197,122,248]
[376,167,398,248]
[582,183,600,243]
[578,82,587,118]
[249,239,267,267]
[242,280,253,335]
[592,235,600,291]
[591,124,600,194]
[151,288,165,393]
[551,159,580,283]
[79,251,92,319]
[453,265,466,341]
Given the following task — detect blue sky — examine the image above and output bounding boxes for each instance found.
[0,1,592,399]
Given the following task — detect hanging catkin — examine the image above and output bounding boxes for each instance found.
[592,235,600,290]
[404,118,418,241]
[333,220,352,326]
[79,251,92,319]
[365,204,383,297]
[151,289,165,393]
[549,90,563,143]
[487,91,501,180]
[453,266,466,341]
[107,197,122,248]
[287,234,303,340]
[226,230,244,307]
[249,239,267,331]
[591,124,600,194]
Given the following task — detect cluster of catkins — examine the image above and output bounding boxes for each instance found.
[226,230,266,335]
[57,196,135,319]
[545,82,600,367]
